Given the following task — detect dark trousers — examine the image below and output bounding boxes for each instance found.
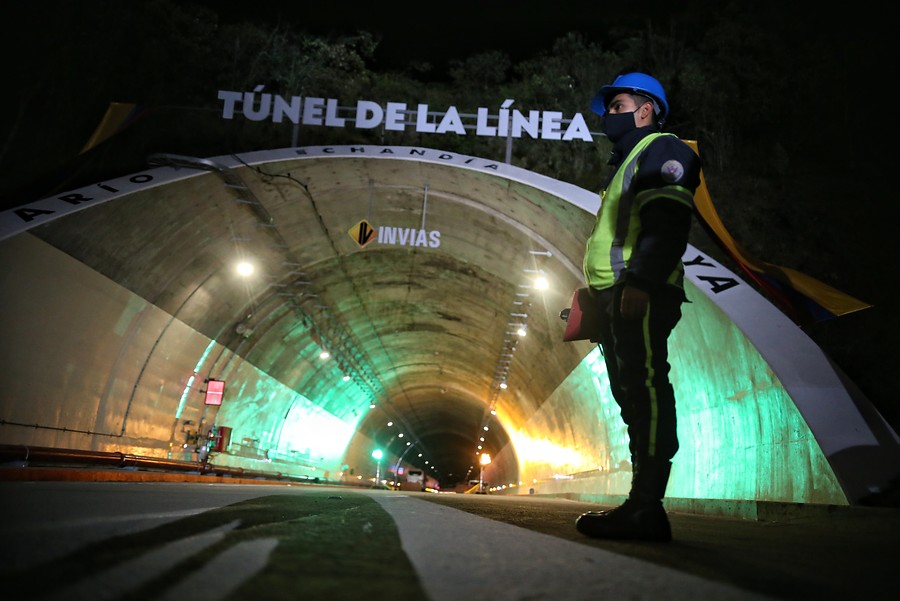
[592,284,682,466]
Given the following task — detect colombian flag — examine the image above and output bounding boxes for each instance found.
[9,103,154,201]
[80,102,151,154]
[685,141,872,326]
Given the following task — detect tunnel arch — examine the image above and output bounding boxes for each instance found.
[0,145,897,503]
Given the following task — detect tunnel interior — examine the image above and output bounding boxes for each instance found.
[1,145,896,503]
[0,147,593,489]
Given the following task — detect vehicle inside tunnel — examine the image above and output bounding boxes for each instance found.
[1,145,897,504]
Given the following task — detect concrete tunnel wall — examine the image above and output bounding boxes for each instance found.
[494,280,846,506]
[0,234,361,480]
[1,145,898,506]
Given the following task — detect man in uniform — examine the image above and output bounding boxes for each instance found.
[576,72,701,542]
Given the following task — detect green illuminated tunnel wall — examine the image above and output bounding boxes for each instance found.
[0,234,365,479]
[502,280,846,506]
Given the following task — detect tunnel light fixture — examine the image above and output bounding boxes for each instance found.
[319,351,330,360]
[235,261,255,277]
[499,382,508,390]
[342,374,351,382]
[533,276,549,290]
[516,328,527,337]
[483,426,489,431]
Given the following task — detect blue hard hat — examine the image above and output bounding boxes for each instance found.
[590,72,669,123]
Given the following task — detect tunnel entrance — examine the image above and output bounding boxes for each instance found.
[1,145,896,505]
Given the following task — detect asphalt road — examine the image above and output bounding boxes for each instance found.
[1,480,897,600]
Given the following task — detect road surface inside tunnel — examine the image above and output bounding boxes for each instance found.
[1,480,897,601]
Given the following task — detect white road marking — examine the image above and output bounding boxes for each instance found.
[371,494,777,601]
[159,538,279,601]
[38,520,240,601]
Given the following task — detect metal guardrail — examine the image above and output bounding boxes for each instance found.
[0,443,320,484]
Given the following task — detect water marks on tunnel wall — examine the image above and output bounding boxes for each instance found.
[0,147,503,238]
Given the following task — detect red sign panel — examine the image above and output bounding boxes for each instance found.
[204,379,225,406]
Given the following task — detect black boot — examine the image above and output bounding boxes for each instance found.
[575,459,672,542]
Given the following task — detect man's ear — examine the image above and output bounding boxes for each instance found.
[636,102,650,122]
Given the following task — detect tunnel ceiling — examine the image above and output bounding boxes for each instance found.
[28,148,598,481]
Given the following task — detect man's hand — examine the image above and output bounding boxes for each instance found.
[620,285,649,320]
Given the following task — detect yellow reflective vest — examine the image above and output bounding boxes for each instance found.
[583,132,694,292]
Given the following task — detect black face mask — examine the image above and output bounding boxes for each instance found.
[601,111,637,143]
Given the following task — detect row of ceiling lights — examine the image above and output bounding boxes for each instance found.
[234,258,379,404]
[469,250,552,478]
[378,419,436,475]
[153,154,376,405]
[220,159,387,413]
